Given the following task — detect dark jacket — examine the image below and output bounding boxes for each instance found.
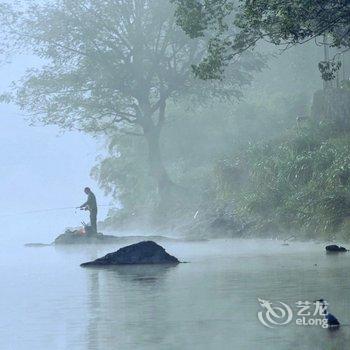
[81,192,97,212]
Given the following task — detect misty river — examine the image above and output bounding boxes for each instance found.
[1,238,350,349]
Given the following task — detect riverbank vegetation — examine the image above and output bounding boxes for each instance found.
[94,41,328,238]
[96,86,350,241]
[216,119,350,240]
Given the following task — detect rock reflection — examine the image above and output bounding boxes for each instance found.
[85,264,178,349]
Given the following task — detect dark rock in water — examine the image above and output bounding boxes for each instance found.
[325,244,348,253]
[81,241,180,267]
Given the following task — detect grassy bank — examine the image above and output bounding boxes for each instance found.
[216,120,350,240]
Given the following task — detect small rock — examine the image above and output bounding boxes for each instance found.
[24,243,51,247]
[325,244,348,253]
[81,241,180,267]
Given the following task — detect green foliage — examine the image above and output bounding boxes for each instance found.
[8,0,203,130]
[318,60,342,81]
[173,0,350,79]
[216,120,350,238]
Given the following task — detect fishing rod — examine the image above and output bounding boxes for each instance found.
[0,205,116,218]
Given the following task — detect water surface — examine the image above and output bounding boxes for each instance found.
[1,239,349,349]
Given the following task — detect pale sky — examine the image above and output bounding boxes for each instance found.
[0,56,113,245]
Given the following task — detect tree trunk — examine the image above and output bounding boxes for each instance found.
[144,127,174,201]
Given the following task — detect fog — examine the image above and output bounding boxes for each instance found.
[0,55,111,245]
[0,1,349,349]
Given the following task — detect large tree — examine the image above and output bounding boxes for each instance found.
[2,0,260,202]
[173,0,350,79]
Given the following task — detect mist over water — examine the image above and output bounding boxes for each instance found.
[1,239,350,350]
[0,1,349,349]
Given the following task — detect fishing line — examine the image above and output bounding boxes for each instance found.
[0,205,116,218]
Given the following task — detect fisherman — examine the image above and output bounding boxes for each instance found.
[79,187,98,234]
